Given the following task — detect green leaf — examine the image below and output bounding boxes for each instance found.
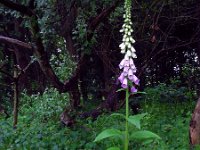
[128,113,147,129]
[110,113,126,119]
[130,130,161,141]
[131,91,147,95]
[94,129,122,142]
[116,88,125,92]
[142,139,154,145]
[107,147,120,150]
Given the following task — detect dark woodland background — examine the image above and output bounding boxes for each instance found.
[0,0,200,148]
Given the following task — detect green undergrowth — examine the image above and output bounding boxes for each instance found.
[0,83,198,149]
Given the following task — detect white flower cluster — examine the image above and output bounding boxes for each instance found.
[119,0,136,59]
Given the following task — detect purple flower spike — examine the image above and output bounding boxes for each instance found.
[121,78,128,89]
[131,86,138,93]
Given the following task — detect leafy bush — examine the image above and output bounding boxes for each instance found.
[143,81,197,104]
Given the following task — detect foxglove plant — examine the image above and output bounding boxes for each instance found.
[94,0,161,149]
[118,0,139,149]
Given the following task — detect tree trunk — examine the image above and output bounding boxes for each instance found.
[69,78,80,108]
[79,55,89,101]
[13,66,19,128]
[189,97,200,147]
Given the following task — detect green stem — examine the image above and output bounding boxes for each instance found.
[125,88,129,150]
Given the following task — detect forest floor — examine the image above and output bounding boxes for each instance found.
[0,84,198,150]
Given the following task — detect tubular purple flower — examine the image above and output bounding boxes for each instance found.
[122,78,128,89]
[129,58,134,67]
[123,66,129,76]
[119,59,125,69]
[134,79,140,85]
[124,59,130,67]
[131,75,139,85]
[131,66,137,73]
[118,73,125,84]
[131,86,138,93]
[128,69,133,80]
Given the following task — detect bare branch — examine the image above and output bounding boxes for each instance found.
[0,35,32,49]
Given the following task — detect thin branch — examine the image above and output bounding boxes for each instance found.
[0,83,10,87]
[0,69,12,78]
[17,58,36,79]
[87,0,122,40]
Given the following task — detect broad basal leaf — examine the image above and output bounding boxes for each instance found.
[130,130,161,141]
[128,113,147,129]
[94,129,122,142]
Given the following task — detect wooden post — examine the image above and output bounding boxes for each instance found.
[13,66,19,128]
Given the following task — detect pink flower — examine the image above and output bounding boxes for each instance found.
[118,73,124,83]
[131,86,138,93]
[130,75,140,85]
[129,58,135,68]
[122,78,128,89]
[119,59,129,69]
[119,59,125,69]
[123,66,129,76]
[128,69,134,80]
[131,65,137,73]
[124,59,129,67]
